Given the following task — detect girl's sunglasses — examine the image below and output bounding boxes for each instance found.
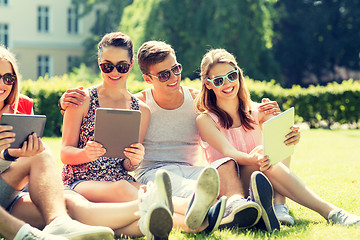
[99,62,131,74]
[207,69,239,87]
[147,64,182,82]
[0,73,17,85]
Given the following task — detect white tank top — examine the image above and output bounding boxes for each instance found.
[135,86,200,178]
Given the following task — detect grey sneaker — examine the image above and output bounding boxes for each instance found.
[42,216,114,240]
[275,204,295,226]
[219,197,261,230]
[250,171,280,232]
[20,224,68,240]
[185,167,220,230]
[328,209,360,226]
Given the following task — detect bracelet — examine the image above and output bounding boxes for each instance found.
[3,149,19,161]
[58,98,65,112]
[123,159,139,170]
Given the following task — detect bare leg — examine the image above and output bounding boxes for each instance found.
[1,147,68,224]
[64,190,139,228]
[217,160,245,197]
[264,162,335,218]
[0,206,24,240]
[273,157,291,205]
[11,194,45,229]
[238,165,259,197]
[74,180,139,203]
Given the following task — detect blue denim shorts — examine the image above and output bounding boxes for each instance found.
[0,177,26,212]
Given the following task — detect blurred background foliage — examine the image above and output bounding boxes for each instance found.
[23,0,360,136]
[71,0,360,88]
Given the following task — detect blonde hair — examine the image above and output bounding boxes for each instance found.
[0,45,19,112]
[194,49,255,130]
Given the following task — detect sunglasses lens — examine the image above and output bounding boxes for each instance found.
[158,71,171,82]
[2,73,16,85]
[172,64,182,75]
[116,63,130,74]
[100,63,114,73]
[213,77,224,87]
[228,71,238,81]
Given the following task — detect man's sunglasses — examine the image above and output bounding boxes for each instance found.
[99,62,131,74]
[207,69,239,87]
[147,64,182,82]
[0,73,17,85]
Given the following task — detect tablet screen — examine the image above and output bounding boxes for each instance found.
[94,108,141,159]
[0,114,47,148]
[262,107,295,165]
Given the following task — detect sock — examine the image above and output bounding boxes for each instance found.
[13,224,34,240]
[226,194,243,205]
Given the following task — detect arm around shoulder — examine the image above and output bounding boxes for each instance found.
[61,93,92,165]
[138,101,150,143]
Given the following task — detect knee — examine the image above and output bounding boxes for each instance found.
[218,159,237,172]
[112,180,136,194]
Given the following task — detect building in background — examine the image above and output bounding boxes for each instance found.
[0,0,97,80]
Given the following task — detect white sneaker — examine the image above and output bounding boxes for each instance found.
[42,216,114,240]
[136,170,173,239]
[15,224,68,240]
[328,209,360,226]
[137,203,173,240]
[274,204,295,226]
[185,167,220,230]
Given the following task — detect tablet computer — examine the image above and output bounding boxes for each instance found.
[0,114,47,148]
[94,108,141,159]
[262,107,295,165]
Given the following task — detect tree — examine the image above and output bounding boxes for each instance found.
[71,0,133,66]
[273,0,360,87]
[121,0,280,81]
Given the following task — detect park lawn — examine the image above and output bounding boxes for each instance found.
[40,129,360,240]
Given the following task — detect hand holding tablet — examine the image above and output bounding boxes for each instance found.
[262,107,295,165]
[0,114,47,149]
[94,108,141,159]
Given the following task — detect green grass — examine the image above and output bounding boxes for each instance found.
[34,130,360,239]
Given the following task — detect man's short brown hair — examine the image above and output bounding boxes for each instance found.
[137,41,176,74]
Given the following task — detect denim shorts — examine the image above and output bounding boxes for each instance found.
[0,177,25,212]
[137,157,238,198]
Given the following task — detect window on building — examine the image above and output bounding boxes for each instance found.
[0,0,9,6]
[37,6,49,33]
[0,24,8,47]
[38,55,51,78]
[67,56,80,72]
[67,7,79,34]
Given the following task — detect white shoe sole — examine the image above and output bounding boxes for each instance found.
[65,230,114,240]
[185,167,220,229]
[155,169,174,214]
